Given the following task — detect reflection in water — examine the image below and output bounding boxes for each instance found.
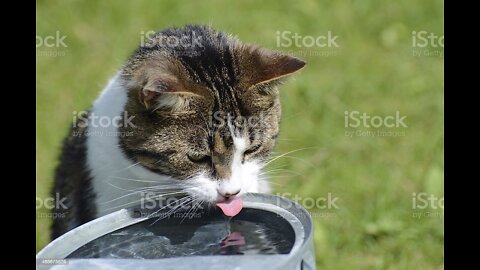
[67,209,295,259]
[220,232,245,255]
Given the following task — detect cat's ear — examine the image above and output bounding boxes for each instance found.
[136,75,201,111]
[126,57,203,111]
[235,44,306,88]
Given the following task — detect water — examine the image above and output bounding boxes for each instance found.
[67,208,295,259]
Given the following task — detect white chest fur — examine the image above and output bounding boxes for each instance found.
[86,75,175,217]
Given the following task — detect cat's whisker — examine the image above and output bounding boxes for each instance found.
[258,174,283,183]
[137,184,186,190]
[263,175,301,179]
[99,190,189,212]
[111,161,141,173]
[263,162,288,169]
[190,200,204,222]
[259,167,291,175]
[261,167,289,175]
[259,165,298,175]
[259,180,284,186]
[109,176,163,184]
[106,182,139,192]
[101,198,147,212]
[263,147,315,167]
[123,161,141,170]
[179,199,201,224]
[259,169,304,177]
[273,155,315,168]
[262,175,303,181]
[106,181,185,192]
[259,171,289,176]
[150,195,196,225]
[276,138,301,141]
[182,171,209,182]
[100,190,186,205]
[162,197,191,217]
[149,195,192,217]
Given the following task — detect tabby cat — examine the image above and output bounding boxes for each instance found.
[52,25,305,239]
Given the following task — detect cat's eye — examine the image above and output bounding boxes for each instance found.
[187,153,211,164]
[244,144,261,156]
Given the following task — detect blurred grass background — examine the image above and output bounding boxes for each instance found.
[36,0,444,269]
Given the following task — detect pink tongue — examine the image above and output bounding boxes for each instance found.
[216,198,243,217]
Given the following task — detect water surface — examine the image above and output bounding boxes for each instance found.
[68,208,295,259]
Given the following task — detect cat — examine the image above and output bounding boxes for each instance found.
[51,25,305,239]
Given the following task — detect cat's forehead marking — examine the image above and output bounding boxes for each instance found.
[228,121,247,152]
[155,26,240,116]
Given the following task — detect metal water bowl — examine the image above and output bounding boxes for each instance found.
[37,193,316,270]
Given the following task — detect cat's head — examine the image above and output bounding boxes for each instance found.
[119,25,305,205]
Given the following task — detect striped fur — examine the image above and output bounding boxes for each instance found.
[52,25,305,239]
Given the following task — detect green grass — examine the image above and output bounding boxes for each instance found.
[36,0,444,269]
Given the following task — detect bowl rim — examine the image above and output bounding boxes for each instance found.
[36,193,314,269]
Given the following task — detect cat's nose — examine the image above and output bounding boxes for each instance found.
[219,189,241,199]
[225,190,241,198]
